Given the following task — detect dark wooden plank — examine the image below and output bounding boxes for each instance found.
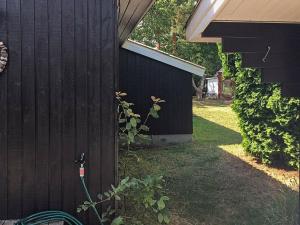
[61,0,76,214]
[241,52,300,68]
[222,37,300,53]
[21,0,36,216]
[48,0,63,210]
[6,0,23,219]
[74,0,88,222]
[118,0,140,40]
[0,0,8,218]
[87,0,102,223]
[119,0,154,44]
[281,83,300,97]
[0,0,118,220]
[118,0,130,24]
[35,0,50,212]
[101,0,117,197]
[203,22,300,38]
[119,48,193,135]
[262,67,300,83]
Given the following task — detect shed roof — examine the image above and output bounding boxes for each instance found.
[122,40,206,77]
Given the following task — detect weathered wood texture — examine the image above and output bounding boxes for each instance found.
[0,0,118,224]
[119,48,193,135]
[118,0,154,44]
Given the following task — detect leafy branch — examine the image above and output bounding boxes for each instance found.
[116,91,165,151]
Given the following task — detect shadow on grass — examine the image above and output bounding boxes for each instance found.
[193,115,242,146]
[123,114,299,225]
[161,145,299,225]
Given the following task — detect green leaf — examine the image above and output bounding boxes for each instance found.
[150,199,157,206]
[158,213,164,223]
[157,199,165,210]
[164,215,170,224]
[154,104,161,111]
[128,132,135,142]
[161,196,170,201]
[115,195,121,201]
[126,122,131,130]
[130,118,137,127]
[82,205,89,211]
[140,125,150,132]
[150,108,159,118]
[111,216,124,225]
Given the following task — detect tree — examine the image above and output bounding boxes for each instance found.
[131,0,221,76]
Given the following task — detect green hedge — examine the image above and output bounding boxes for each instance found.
[219,47,300,169]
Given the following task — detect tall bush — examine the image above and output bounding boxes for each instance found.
[218,45,300,169]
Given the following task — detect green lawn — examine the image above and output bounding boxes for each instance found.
[121,100,299,225]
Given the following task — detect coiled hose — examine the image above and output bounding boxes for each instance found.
[14,153,95,225]
[14,211,83,225]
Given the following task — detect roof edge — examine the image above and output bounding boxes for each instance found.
[186,0,228,42]
[122,40,206,76]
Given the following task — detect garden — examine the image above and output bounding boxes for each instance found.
[118,99,299,225]
[76,1,300,223]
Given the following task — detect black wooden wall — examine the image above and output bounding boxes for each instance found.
[119,48,193,135]
[0,0,118,224]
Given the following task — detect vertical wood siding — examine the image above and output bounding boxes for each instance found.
[118,0,154,44]
[0,1,118,224]
[119,48,193,135]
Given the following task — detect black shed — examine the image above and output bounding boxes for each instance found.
[120,40,205,144]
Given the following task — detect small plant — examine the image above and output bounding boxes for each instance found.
[77,92,170,225]
[116,91,165,151]
[77,175,170,225]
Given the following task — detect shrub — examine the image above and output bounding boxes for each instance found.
[218,46,300,169]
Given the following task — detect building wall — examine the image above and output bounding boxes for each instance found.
[119,48,193,135]
[0,1,118,224]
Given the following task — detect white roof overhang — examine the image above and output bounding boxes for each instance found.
[122,40,206,77]
[186,0,300,42]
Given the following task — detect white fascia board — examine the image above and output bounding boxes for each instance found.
[122,40,206,77]
[186,0,228,42]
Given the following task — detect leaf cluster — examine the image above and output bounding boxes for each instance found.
[218,47,300,169]
[77,175,170,224]
[116,92,165,150]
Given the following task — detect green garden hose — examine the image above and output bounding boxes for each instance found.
[15,211,83,225]
[14,153,99,225]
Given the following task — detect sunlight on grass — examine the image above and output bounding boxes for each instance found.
[122,100,299,225]
[193,100,299,192]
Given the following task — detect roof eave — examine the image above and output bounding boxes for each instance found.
[122,40,206,76]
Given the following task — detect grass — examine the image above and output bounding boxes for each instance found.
[121,100,299,225]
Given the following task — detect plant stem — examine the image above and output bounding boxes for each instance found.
[80,177,103,224]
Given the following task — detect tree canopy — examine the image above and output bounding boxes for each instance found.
[130,0,221,76]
